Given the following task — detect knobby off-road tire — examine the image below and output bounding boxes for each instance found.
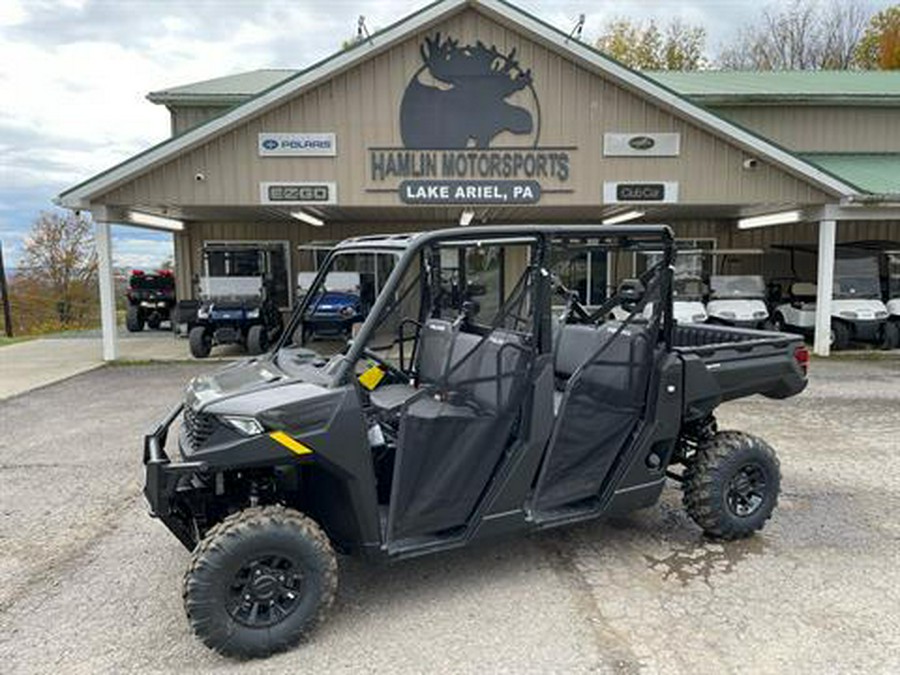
[126,304,143,332]
[831,320,851,351]
[682,431,781,540]
[189,327,211,358]
[183,505,338,659]
[879,321,899,350]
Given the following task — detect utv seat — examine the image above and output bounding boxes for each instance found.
[369,319,528,416]
[552,322,651,414]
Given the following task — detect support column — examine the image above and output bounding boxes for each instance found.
[96,220,118,361]
[813,219,836,357]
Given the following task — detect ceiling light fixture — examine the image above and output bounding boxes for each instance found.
[602,210,645,225]
[128,211,184,231]
[737,210,803,230]
[291,210,325,227]
[459,209,475,226]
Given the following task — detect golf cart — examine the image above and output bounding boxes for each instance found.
[705,250,770,329]
[835,241,900,349]
[770,244,891,350]
[143,225,808,658]
[187,244,283,359]
[635,248,708,324]
[125,269,176,331]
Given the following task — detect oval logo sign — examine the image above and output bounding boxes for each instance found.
[262,139,279,150]
[628,136,656,151]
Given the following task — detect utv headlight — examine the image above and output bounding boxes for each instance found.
[222,415,265,436]
[246,308,260,319]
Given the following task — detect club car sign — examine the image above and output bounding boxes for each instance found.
[258,132,336,157]
[368,34,574,205]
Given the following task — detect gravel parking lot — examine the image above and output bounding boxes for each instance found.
[1,359,898,674]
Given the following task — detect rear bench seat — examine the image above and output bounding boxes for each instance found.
[552,321,651,414]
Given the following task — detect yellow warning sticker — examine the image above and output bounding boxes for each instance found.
[358,365,386,391]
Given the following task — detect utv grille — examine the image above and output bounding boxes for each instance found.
[183,406,215,449]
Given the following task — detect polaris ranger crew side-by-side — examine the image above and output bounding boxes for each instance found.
[143,225,809,659]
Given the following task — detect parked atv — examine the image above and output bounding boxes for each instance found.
[187,276,283,358]
[144,225,808,658]
[125,269,175,331]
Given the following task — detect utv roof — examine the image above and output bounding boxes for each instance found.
[334,225,675,252]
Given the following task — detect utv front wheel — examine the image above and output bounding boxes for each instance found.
[189,327,211,358]
[682,431,781,540]
[183,506,338,659]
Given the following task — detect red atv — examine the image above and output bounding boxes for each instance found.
[126,269,176,331]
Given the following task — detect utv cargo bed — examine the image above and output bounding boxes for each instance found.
[672,323,808,419]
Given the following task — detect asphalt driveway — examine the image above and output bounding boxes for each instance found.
[0,359,898,673]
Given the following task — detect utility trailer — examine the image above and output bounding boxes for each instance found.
[143,225,808,658]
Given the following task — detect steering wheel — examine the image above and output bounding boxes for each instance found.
[360,347,407,383]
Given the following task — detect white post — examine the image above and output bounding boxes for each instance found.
[96,219,118,361]
[813,219,836,357]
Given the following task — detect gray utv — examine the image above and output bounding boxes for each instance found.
[143,225,809,658]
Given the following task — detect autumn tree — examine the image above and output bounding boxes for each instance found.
[718,0,870,70]
[596,18,707,70]
[854,6,900,69]
[17,210,98,328]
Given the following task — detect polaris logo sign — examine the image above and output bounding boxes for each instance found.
[603,133,681,157]
[258,133,337,157]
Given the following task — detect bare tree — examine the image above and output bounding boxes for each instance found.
[19,210,98,326]
[719,0,872,70]
[597,17,708,70]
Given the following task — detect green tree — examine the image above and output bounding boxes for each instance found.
[597,18,707,70]
[855,6,900,69]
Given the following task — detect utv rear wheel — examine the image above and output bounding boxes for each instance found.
[682,431,781,540]
[189,327,211,358]
[126,304,143,332]
[183,506,337,659]
[247,325,268,355]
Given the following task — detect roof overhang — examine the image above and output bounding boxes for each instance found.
[57,0,861,211]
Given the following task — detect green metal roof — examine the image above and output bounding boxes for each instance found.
[800,154,900,195]
[147,69,297,104]
[648,70,900,105]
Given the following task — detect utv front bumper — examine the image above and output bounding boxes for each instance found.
[143,403,207,549]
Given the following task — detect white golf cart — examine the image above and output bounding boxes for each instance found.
[705,249,770,329]
[770,245,891,350]
[634,249,708,324]
[837,241,900,348]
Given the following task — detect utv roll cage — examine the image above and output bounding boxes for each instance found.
[277,225,677,382]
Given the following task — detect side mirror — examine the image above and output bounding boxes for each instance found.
[618,278,646,306]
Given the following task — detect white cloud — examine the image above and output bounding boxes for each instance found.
[112,235,174,271]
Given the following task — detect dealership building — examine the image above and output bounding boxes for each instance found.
[57,0,900,358]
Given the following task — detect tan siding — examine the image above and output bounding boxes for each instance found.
[713,105,900,153]
[98,8,832,211]
[171,106,230,135]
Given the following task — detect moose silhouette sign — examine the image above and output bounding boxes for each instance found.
[400,34,536,149]
[367,33,575,205]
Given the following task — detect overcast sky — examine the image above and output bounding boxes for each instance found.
[0,0,887,269]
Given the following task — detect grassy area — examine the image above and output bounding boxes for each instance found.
[0,335,36,347]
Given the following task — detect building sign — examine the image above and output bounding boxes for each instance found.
[258,133,337,157]
[603,181,679,204]
[367,34,574,205]
[259,182,337,205]
[603,133,681,157]
[400,180,540,205]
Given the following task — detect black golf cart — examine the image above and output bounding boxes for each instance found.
[125,269,176,331]
[144,225,809,658]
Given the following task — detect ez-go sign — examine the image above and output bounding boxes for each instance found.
[258,133,337,157]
